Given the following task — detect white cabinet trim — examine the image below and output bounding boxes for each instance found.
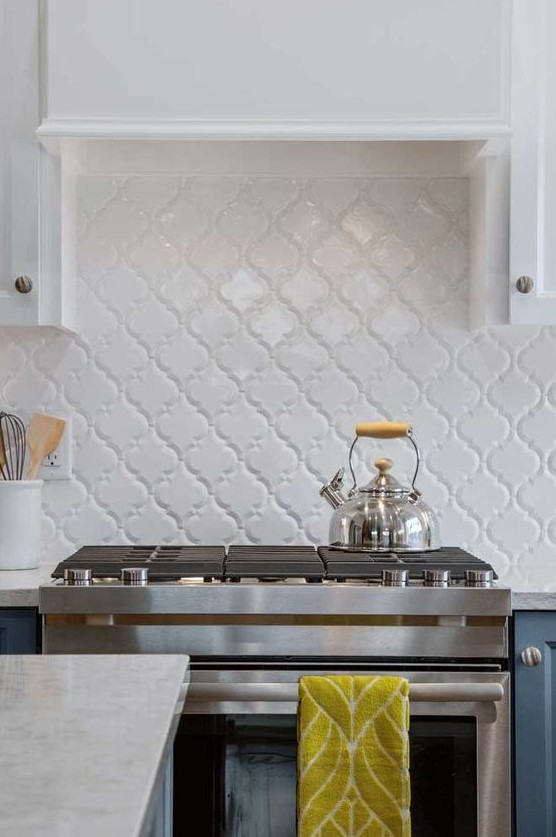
[37,118,511,150]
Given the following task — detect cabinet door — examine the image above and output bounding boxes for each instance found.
[510,0,556,323]
[41,0,510,139]
[146,754,173,837]
[0,0,39,324]
[0,609,38,654]
[514,611,556,835]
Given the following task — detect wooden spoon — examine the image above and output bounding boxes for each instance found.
[26,413,66,480]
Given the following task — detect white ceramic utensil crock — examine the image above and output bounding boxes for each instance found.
[0,480,42,570]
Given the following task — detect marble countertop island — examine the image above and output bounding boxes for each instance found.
[0,654,189,837]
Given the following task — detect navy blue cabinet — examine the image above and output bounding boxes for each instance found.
[514,611,556,836]
[0,608,39,654]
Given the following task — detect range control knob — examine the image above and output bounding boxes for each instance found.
[381,569,409,587]
[521,646,542,667]
[465,570,494,588]
[423,569,450,588]
[63,568,92,586]
[121,567,149,586]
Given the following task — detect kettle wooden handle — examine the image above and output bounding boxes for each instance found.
[355,422,411,439]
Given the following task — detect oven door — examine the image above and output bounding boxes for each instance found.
[174,666,509,837]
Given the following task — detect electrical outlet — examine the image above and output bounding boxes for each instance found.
[38,417,72,481]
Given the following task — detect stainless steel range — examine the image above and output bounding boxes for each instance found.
[40,545,511,837]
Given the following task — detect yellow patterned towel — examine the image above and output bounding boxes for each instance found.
[297,675,410,837]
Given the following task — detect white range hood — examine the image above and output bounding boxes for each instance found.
[34,0,511,330]
[19,0,556,328]
[38,0,510,146]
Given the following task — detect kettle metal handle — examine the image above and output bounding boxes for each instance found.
[348,422,421,496]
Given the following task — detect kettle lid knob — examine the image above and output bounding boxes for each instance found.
[363,456,404,493]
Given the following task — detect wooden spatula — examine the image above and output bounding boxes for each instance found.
[26,413,66,480]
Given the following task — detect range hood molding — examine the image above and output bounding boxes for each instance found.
[36,119,511,153]
[40,138,489,175]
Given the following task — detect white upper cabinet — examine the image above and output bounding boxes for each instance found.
[0,0,40,324]
[39,0,511,141]
[509,0,556,324]
[0,0,68,328]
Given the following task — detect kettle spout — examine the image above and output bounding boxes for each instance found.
[319,468,347,510]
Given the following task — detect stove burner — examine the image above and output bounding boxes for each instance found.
[317,546,496,582]
[225,545,323,580]
[52,545,226,581]
[50,545,497,583]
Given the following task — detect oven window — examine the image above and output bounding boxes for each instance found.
[411,717,477,837]
[174,715,477,837]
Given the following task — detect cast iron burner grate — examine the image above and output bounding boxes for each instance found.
[51,545,227,581]
[50,545,496,583]
[225,545,324,580]
[318,546,497,581]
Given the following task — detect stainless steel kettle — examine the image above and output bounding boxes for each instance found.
[319,421,440,552]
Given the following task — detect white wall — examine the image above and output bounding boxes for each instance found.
[1,171,554,589]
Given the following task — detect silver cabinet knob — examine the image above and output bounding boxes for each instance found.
[521,646,542,667]
[515,275,534,294]
[14,275,33,294]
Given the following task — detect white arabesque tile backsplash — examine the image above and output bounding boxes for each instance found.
[1,173,555,590]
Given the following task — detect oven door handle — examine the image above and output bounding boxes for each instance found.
[187,682,504,704]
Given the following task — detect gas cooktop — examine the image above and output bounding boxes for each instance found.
[51,544,497,585]
[41,544,509,657]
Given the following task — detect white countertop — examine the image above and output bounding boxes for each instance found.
[511,591,556,610]
[504,565,556,609]
[0,654,189,837]
[0,562,56,607]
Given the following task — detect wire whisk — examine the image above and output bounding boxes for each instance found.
[0,412,26,480]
